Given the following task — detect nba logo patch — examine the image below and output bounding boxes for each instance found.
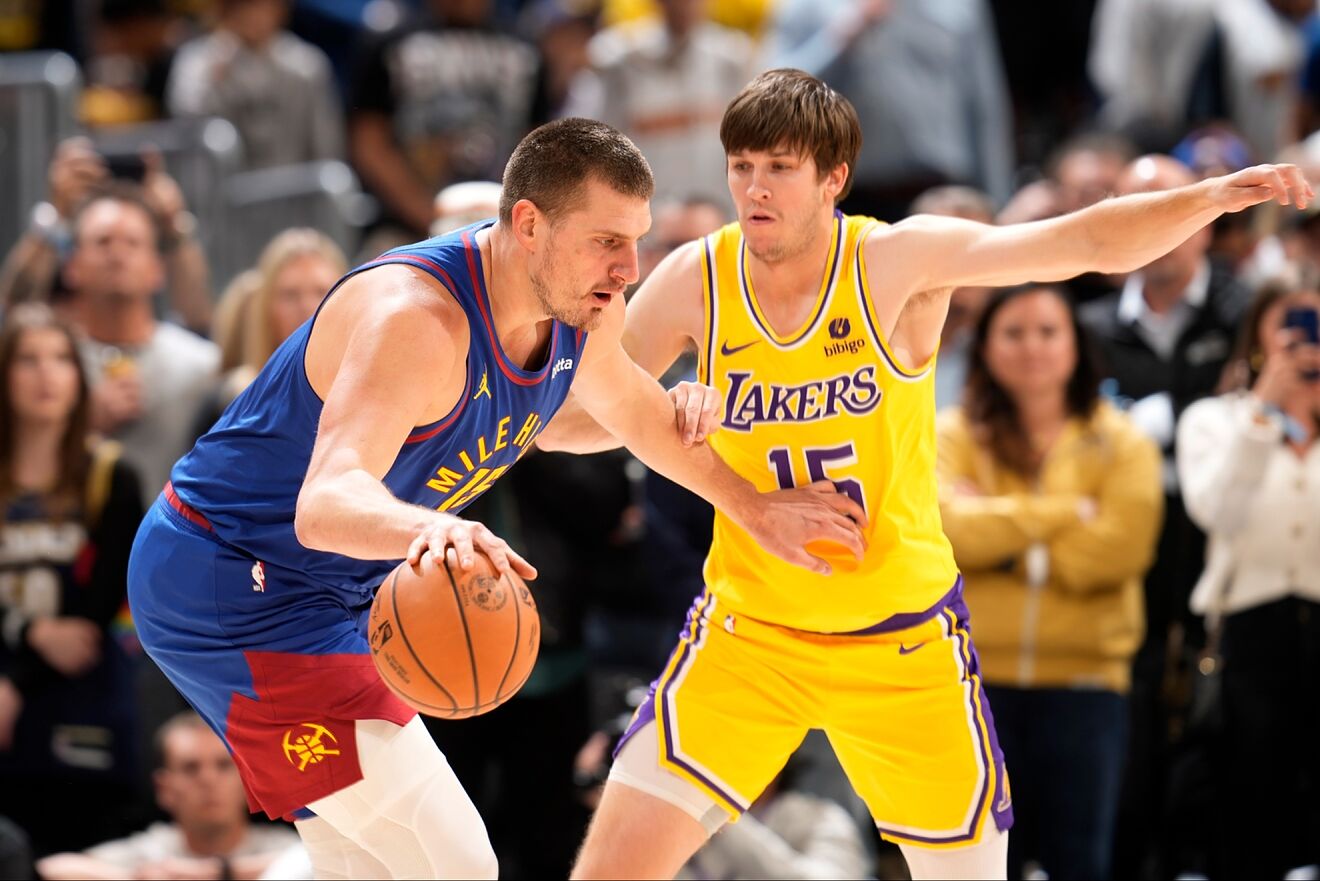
[251,561,266,593]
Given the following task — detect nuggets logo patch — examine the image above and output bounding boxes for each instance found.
[281,722,340,771]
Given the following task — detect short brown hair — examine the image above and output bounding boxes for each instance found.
[720,69,862,202]
[499,118,654,223]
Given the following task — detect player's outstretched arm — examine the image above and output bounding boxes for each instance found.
[538,240,715,453]
[877,163,1313,296]
[293,267,536,580]
[571,294,868,576]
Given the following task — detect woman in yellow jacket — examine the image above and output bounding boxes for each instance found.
[936,283,1163,881]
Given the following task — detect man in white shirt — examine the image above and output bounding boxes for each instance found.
[37,712,307,881]
[63,188,220,508]
[1078,153,1252,879]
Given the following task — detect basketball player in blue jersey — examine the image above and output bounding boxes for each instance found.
[126,118,867,880]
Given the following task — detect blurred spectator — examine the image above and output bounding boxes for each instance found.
[563,0,754,213]
[1079,153,1250,878]
[767,0,1013,217]
[1089,0,1218,149]
[0,140,214,335]
[1091,0,1310,161]
[937,283,1162,880]
[192,229,345,437]
[430,180,503,237]
[1175,281,1320,880]
[80,0,184,127]
[519,0,601,116]
[166,0,345,169]
[37,711,307,881]
[0,305,144,856]
[64,188,219,505]
[908,184,995,410]
[637,195,728,287]
[988,0,1100,168]
[348,0,549,249]
[1048,132,1135,216]
[209,270,261,375]
[1047,132,1137,304]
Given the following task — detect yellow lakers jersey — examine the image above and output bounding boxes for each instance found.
[698,214,960,633]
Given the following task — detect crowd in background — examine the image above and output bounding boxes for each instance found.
[2,0,1320,878]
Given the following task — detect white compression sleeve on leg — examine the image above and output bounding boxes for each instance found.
[294,815,390,881]
[306,716,498,880]
[898,823,1009,881]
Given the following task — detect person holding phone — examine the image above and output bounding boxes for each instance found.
[0,138,213,334]
[1175,280,1320,879]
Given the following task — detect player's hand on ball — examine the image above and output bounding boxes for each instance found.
[406,515,538,581]
[747,480,869,576]
[1207,163,1313,213]
[669,380,722,446]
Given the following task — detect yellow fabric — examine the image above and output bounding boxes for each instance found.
[699,215,960,633]
[600,0,773,36]
[935,403,1163,693]
[650,591,1008,846]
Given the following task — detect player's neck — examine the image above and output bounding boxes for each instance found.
[744,218,835,308]
[479,224,555,369]
[480,224,550,332]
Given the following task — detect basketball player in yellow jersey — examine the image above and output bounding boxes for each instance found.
[546,70,1312,880]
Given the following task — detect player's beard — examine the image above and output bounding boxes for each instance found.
[530,257,603,332]
[745,204,823,265]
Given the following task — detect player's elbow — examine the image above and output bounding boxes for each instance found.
[293,484,332,551]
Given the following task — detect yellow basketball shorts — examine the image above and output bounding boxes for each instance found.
[619,580,1013,848]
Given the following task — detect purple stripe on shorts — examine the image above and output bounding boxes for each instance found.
[612,590,748,813]
[657,638,748,813]
[835,575,964,636]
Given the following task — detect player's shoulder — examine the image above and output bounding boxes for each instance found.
[324,263,472,366]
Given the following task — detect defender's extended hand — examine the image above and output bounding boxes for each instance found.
[742,480,869,576]
[1206,163,1313,214]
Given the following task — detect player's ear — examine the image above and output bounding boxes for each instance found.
[510,199,542,250]
[825,162,848,201]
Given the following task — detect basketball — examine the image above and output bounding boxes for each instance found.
[368,552,539,719]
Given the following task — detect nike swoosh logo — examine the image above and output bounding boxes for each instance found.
[720,339,761,356]
[898,643,926,655]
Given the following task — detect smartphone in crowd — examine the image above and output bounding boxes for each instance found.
[101,152,148,183]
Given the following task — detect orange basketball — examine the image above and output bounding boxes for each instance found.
[368,552,539,719]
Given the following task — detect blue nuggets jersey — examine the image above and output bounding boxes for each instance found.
[169,221,585,603]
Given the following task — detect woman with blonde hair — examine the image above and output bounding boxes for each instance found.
[195,229,347,435]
